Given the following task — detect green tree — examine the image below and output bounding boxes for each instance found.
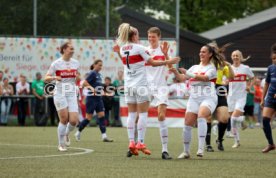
[0,0,33,35]
[119,0,276,33]
[0,0,121,36]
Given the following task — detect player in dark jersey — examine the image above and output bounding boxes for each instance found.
[261,43,276,153]
[74,59,113,142]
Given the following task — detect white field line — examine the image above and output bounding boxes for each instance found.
[0,143,94,160]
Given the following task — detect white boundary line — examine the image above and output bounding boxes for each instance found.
[0,143,94,160]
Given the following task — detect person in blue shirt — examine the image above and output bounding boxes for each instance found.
[74,59,113,142]
[261,43,276,153]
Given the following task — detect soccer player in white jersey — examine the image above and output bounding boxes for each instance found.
[145,27,173,159]
[171,45,225,158]
[116,23,179,156]
[228,50,254,148]
[45,42,80,151]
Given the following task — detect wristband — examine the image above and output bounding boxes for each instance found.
[186,71,196,78]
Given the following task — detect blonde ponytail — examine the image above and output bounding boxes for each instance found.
[232,50,250,62]
[117,23,131,45]
[116,23,138,45]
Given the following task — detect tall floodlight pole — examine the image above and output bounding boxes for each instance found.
[176,0,180,56]
[33,0,37,36]
[106,0,110,38]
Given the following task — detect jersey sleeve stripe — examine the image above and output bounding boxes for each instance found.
[121,55,144,65]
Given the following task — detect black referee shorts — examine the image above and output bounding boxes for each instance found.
[216,84,228,108]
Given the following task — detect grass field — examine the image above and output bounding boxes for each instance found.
[0,126,275,178]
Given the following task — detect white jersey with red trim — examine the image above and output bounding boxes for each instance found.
[228,64,254,97]
[187,63,217,98]
[145,45,167,86]
[47,57,80,94]
[120,43,151,88]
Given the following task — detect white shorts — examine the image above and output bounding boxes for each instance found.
[125,86,150,104]
[53,93,78,112]
[186,96,218,114]
[149,86,169,107]
[227,95,246,113]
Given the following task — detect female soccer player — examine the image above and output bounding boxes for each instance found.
[172,44,225,158]
[205,43,234,152]
[227,50,254,148]
[74,60,113,142]
[146,27,173,159]
[261,43,276,153]
[45,42,79,151]
[116,23,179,156]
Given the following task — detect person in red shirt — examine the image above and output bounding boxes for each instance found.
[254,77,262,127]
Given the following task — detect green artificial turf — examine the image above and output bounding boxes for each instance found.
[0,127,275,178]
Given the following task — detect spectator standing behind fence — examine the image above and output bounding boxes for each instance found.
[32,72,46,126]
[103,77,114,126]
[112,71,124,127]
[76,71,85,122]
[0,71,3,85]
[0,71,4,123]
[254,77,263,127]
[16,75,30,126]
[244,79,256,129]
[0,81,2,124]
[1,78,14,126]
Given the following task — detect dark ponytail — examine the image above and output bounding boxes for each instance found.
[206,42,232,69]
[90,59,103,70]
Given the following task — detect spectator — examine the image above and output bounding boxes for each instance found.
[76,71,85,122]
[244,79,256,128]
[0,70,3,123]
[1,78,14,126]
[112,70,124,127]
[254,77,263,127]
[32,72,46,126]
[103,77,114,126]
[16,75,30,126]
[0,70,3,85]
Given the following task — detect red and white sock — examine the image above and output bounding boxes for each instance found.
[183,124,192,153]
[127,112,136,142]
[231,117,240,143]
[137,112,147,144]
[57,122,66,146]
[65,122,75,136]
[159,120,168,153]
[197,118,207,151]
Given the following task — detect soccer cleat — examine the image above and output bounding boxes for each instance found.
[206,145,214,152]
[216,139,224,151]
[74,131,81,141]
[103,137,114,142]
[136,142,151,155]
[129,141,139,156]
[58,145,67,152]
[196,149,204,157]
[64,135,71,147]
[262,144,276,153]
[126,150,133,157]
[177,152,190,159]
[162,152,172,160]
[232,142,240,148]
